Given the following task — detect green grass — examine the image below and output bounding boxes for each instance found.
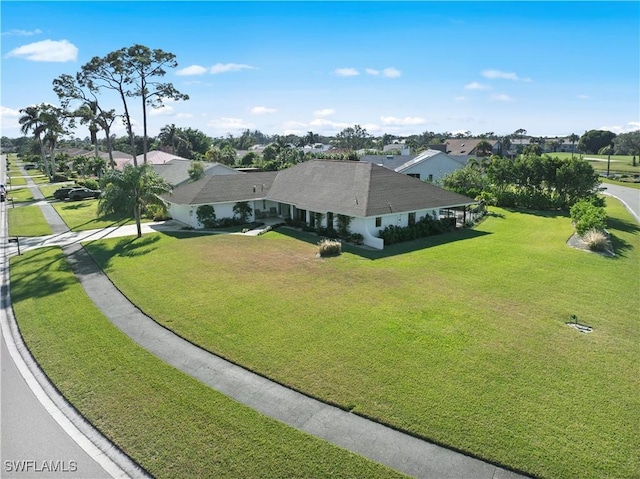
[551,152,640,174]
[86,199,640,479]
[7,176,26,186]
[6,187,35,203]
[52,200,144,231]
[601,177,640,189]
[8,206,52,236]
[10,248,404,479]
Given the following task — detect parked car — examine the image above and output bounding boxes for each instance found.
[0,183,6,202]
[68,187,101,201]
[53,186,77,200]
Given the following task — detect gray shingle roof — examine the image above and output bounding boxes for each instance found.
[267,160,474,217]
[153,159,239,187]
[164,172,277,205]
[166,160,475,216]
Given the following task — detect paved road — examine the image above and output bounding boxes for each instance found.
[601,182,640,223]
[0,156,134,479]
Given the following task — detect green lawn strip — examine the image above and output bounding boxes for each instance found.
[10,247,404,479]
[8,206,52,236]
[7,176,27,186]
[601,178,640,189]
[39,183,80,199]
[6,187,35,203]
[29,173,52,184]
[52,200,147,231]
[86,201,640,479]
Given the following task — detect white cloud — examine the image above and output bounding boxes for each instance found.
[382,67,401,78]
[482,69,531,82]
[577,94,590,100]
[334,67,359,77]
[365,67,400,78]
[0,106,21,118]
[380,116,426,126]
[210,63,256,75]
[599,121,640,134]
[490,93,516,102]
[309,118,350,130]
[313,108,335,117]
[6,39,78,62]
[2,29,42,36]
[176,65,208,76]
[207,117,255,131]
[250,106,277,115]
[464,81,491,91]
[150,105,174,116]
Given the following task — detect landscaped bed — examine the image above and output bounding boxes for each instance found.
[84,199,639,479]
[10,248,404,478]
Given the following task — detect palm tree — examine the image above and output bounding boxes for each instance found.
[19,105,48,175]
[475,140,493,157]
[98,163,172,238]
[568,133,579,159]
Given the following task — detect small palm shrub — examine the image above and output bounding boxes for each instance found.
[318,239,341,257]
[582,229,609,252]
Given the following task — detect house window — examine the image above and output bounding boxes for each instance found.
[407,173,420,179]
[263,200,266,209]
[327,212,334,230]
[375,217,382,228]
[428,174,433,182]
[408,212,416,226]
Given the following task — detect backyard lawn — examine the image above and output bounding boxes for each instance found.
[84,199,639,479]
[10,248,402,479]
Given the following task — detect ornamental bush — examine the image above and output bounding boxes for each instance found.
[318,239,341,257]
[570,199,607,236]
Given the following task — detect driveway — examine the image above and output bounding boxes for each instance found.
[601,182,640,223]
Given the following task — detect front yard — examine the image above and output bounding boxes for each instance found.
[78,199,639,479]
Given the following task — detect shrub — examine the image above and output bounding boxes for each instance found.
[318,239,341,257]
[582,229,609,252]
[80,179,100,190]
[52,173,69,182]
[144,203,169,221]
[348,233,364,245]
[196,205,217,228]
[570,200,607,236]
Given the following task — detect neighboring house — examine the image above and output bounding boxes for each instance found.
[164,160,476,250]
[152,159,240,187]
[383,143,411,155]
[114,150,192,171]
[360,149,465,183]
[444,139,502,162]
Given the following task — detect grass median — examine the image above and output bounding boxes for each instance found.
[85,200,640,479]
[10,247,404,479]
[8,206,52,236]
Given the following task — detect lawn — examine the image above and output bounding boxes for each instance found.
[6,187,35,203]
[7,176,26,186]
[10,248,402,479]
[601,177,640,190]
[7,206,52,236]
[52,199,144,231]
[86,200,640,479]
[551,152,640,175]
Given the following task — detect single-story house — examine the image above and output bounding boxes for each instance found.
[444,139,502,162]
[359,149,466,183]
[152,159,240,187]
[164,160,476,250]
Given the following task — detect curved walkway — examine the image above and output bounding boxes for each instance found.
[8,171,535,478]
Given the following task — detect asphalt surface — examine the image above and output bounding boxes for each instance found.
[601,182,640,223]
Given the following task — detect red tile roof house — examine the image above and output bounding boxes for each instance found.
[163,160,476,250]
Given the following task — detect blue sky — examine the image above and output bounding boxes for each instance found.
[1,1,638,140]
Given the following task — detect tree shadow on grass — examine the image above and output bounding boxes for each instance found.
[10,251,76,302]
[83,235,161,270]
[607,216,639,259]
[275,227,491,260]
